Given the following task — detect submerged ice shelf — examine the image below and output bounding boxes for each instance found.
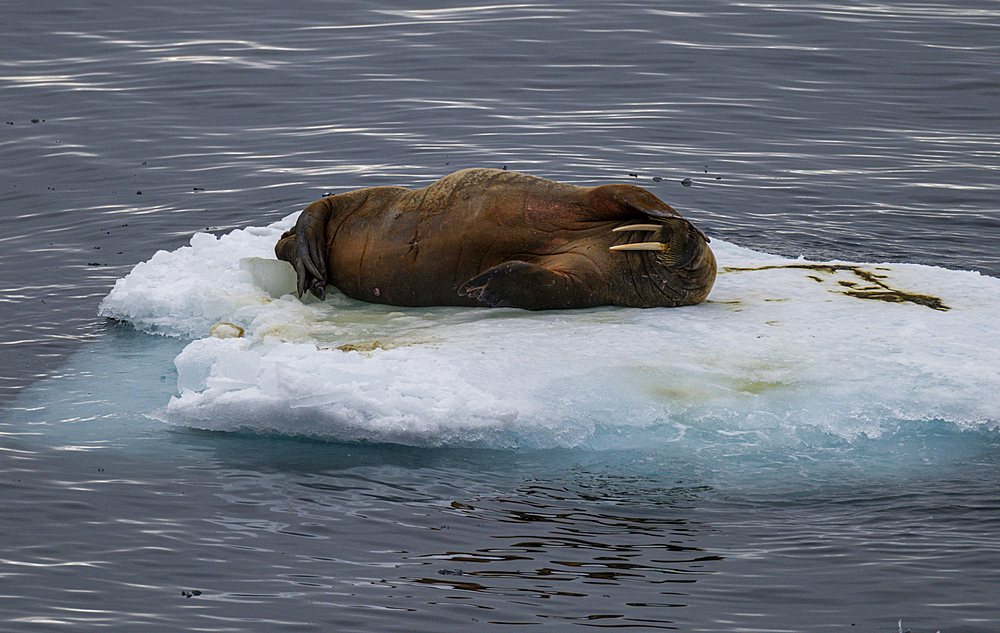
[98,214,1000,449]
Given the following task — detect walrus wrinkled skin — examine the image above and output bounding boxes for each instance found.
[274,168,716,310]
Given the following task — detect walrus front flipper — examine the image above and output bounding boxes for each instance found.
[274,199,332,300]
[458,261,593,310]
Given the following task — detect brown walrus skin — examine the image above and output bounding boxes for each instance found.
[274,168,716,310]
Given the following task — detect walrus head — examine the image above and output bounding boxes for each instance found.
[609,217,717,306]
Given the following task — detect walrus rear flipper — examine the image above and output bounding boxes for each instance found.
[274,199,332,300]
[458,261,593,310]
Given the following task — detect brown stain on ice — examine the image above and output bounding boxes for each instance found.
[722,264,949,311]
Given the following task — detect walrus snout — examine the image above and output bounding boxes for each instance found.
[609,218,707,267]
[608,218,717,305]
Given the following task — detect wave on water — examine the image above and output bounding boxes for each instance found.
[98,215,1000,451]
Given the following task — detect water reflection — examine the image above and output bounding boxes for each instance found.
[167,428,724,622]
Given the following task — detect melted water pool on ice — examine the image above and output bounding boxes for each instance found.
[98,215,1000,450]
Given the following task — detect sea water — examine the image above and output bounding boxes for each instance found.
[8,217,996,631]
[5,230,999,631]
[3,0,999,631]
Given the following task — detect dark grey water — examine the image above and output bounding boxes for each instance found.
[2,0,999,631]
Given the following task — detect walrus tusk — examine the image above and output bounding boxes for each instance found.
[612,224,661,232]
[609,242,665,251]
[615,219,711,244]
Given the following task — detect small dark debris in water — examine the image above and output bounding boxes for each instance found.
[652,176,663,182]
[502,165,507,170]
[723,264,949,311]
[5,121,12,125]
[181,590,203,598]
[629,173,638,178]
[322,191,333,197]
[31,119,43,123]
[136,191,142,195]
[681,178,692,186]
[438,569,465,576]
[87,262,102,266]
[192,187,205,191]
[716,176,722,180]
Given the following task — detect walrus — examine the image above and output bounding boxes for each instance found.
[274,168,716,310]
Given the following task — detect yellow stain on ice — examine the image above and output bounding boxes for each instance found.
[732,378,789,395]
[645,374,794,402]
[636,354,802,404]
[334,340,394,353]
[209,322,245,338]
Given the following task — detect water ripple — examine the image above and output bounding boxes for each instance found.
[2,3,999,625]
